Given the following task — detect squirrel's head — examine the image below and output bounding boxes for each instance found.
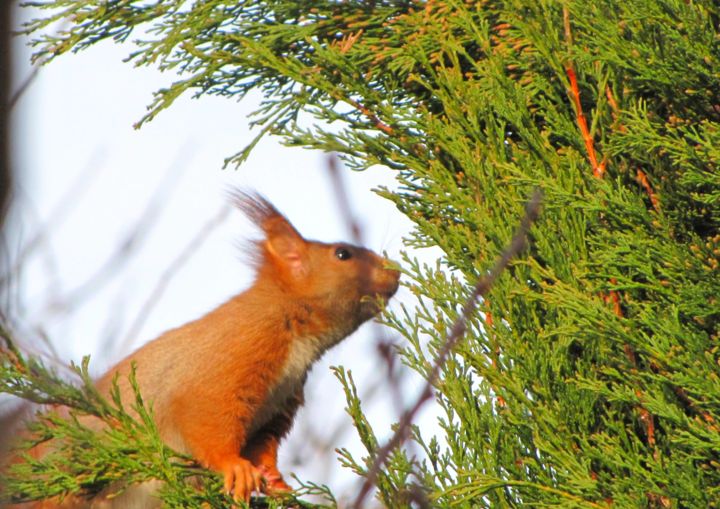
[231,191,400,324]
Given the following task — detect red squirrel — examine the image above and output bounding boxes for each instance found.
[12,192,400,507]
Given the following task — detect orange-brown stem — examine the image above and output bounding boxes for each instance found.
[605,86,624,131]
[609,278,656,449]
[566,66,606,178]
[349,97,394,135]
[636,169,660,212]
[563,8,606,179]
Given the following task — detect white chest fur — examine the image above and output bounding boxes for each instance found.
[282,335,324,382]
[248,336,325,436]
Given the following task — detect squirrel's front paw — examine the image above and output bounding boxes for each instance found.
[221,458,264,503]
[257,465,292,495]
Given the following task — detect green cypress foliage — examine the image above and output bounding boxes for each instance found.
[4,0,720,507]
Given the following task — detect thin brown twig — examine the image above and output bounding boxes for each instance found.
[563,8,606,179]
[562,7,573,46]
[566,66,606,179]
[324,154,429,503]
[360,104,393,135]
[0,149,108,287]
[605,86,622,129]
[405,480,432,509]
[351,189,543,509]
[115,205,230,357]
[635,170,660,213]
[606,279,656,448]
[343,96,394,136]
[326,154,363,244]
[672,385,719,432]
[40,145,193,318]
[10,65,42,111]
[9,20,71,110]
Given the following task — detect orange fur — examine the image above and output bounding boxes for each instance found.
[9,192,400,508]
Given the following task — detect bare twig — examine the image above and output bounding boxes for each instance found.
[40,145,193,317]
[325,152,409,415]
[9,20,70,110]
[324,153,421,502]
[351,189,543,508]
[0,149,108,287]
[405,480,432,509]
[347,98,394,136]
[115,204,230,356]
[326,90,394,136]
[9,65,41,111]
[635,170,660,212]
[326,154,363,244]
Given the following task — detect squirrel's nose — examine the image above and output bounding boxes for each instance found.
[378,266,400,299]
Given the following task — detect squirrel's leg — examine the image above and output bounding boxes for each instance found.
[242,386,305,494]
[170,393,263,503]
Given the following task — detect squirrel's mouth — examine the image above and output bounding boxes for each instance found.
[380,268,400,296]
[361,269,400,308]
[384,273,401,300]
[359,290,396,312]
[381,286,398,301]
[373,285,399,306]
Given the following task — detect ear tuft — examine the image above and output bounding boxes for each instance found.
[229,189,281,228]
[229,189,308,278]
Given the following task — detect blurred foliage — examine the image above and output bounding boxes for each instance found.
[5,0,720,506]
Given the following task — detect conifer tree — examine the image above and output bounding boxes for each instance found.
[3,0,720,507]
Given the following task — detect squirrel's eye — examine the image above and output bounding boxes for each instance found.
[335,247,353,261]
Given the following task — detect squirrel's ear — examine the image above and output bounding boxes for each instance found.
[228,189,310,279]
[263,217,309,279]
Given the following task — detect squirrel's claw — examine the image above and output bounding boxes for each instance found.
[257,465,292,495]
[222,458,264,503]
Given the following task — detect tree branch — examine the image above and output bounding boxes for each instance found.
[351,189,543,508]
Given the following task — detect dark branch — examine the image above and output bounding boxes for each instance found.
[351,189,543,508]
